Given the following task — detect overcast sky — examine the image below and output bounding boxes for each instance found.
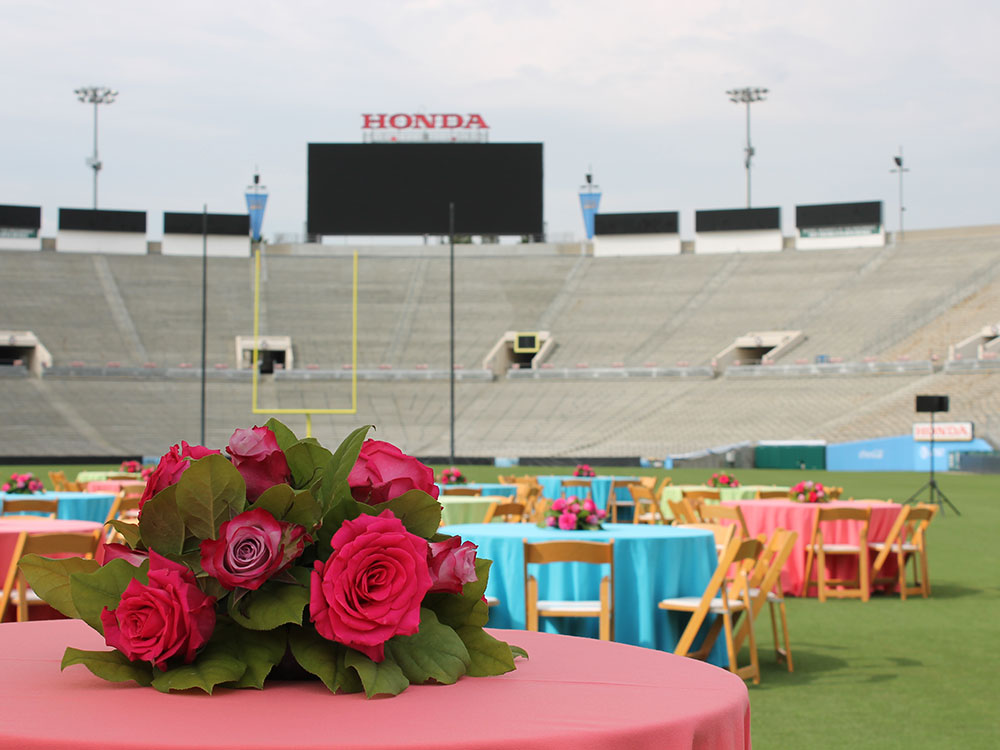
[3,0,998,242]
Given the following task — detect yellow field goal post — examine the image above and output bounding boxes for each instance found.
[250,246,358,436]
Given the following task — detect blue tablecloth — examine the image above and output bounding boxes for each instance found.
[0,491,116,523]
[436,483,518,498]
[535,475,640,509]
[442,522,725,665]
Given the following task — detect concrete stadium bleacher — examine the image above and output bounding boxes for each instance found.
[2,225,999,458]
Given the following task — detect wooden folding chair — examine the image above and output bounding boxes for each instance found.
[678,522,736,555]
[755,489,789,499]
[1,498,59,519]
[659,537,763,684]
[523,538,615,641]
[559,479,594,502]
[607,479,638,523]
[48,471,70,491]
[827,486,844,500]
[683,489,721,505]
[483,501,526,523]
[0,530,102,622]
[801,506,871,601]
[869,504,936,599]
[441,487,482,496]
[629,484,664,524]
[104,488,143,543]
[734,528,798,671]
[667,498,700,524]
[496,475,517,485]
[698,504,750,538]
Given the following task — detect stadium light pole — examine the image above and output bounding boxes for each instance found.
[74,86,118,209]
[726,86,768,207]
[890,147,909,242]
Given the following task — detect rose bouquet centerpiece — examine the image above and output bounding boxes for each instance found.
[573,464,596,477]
[2,472,45,494]
[439,467,466,484]
[539,495,606,530]
[790,480,827,503]
[707,472,740,488]
[119,460,143,474]
[19,420,523,697]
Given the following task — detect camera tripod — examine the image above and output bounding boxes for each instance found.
[905,412,960,515]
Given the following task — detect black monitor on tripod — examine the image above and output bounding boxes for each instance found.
[907,395,960,514]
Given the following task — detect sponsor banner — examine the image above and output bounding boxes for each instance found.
[579,191,601,240]
[800,224,879,238]
[245,193,268,242]
[913,421,974,442]
[0,227,38,238]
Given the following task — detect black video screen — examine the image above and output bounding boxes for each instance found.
[307,143,543,236]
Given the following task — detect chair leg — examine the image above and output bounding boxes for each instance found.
[859,549,870,602]
[526,578,539,631]
[772,600,793,672]
[817,547,827,602]
[801,545,815,597]
[897,548,908,601]
[919,549,930,597]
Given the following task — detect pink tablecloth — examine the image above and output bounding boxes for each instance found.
[85,480,145,494]
[722,499,902,596]
[0,518,103,583]
[0,619,750,750]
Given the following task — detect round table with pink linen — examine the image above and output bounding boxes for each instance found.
[721,499,902,596]
[0,619,751,750]
[0,518,103,583]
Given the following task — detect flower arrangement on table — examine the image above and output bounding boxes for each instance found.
[119,460,143,474]
[20,420,523,697]
[790,480,827,503]
[573,464,596,477]
[1,472,45,494]
[540,495,606,530]
[707,472,740,488]
[439,467,466,484]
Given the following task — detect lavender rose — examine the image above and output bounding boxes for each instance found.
[200,507,309,591]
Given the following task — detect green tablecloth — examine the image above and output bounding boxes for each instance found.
[658,485,790,518]
[74,471,141,483]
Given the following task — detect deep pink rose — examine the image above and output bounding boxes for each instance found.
[427,536,478,594]
[100,551,216,671]
[101,542,149,567]
[226,426,291,502]
[586,514,599,525]
[582,498,597,513]
[558,512,578,530]
[551,498,567,512]
[140,442,220,509]
[309,510,432,662]
[200,507,308,590]
[348,440,439,506]
[545,516,556,526]
[596,508,607,519]
[568,502,581,514]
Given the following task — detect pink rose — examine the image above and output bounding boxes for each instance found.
[0,484,9,492]
[200,507,309,591]
[558,512,578,530]
[100,551,216,671]
[427,535,478,594]
[586,514,599,525]
[347,440,439,506]
[141,441,221,509]
[226,426,291,503]
[551,498,568,512]
[720,476,730,485]
[101,542,149,567]
[545,516,556,526]
[309,510,432,662]
[582,498,597,513]
[596,508,607,519]
[569,502,581,514]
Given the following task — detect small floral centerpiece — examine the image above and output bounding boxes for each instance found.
[573,464,596,477]
[119,460,143,474]
[439,467,466,484]
[540,495,606,530]
[790,480,827,503]
[707,472,740,488]
[140,465,155,481]
[1,472,45,494]
[20,420,523,697]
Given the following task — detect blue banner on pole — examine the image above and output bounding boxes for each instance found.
[579,191,601,240]
[245,192,268,241]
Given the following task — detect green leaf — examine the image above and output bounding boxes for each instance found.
[287,627,361,693]
[423,558,492,630]
[70,559,147,634]
[385,609,469,685]
[252,484,295,520]
[150,640,247,694]
[61,647,154,686]
[18,555,100,619]
[107,520,142,549]
[286,489,323,530]
[344,648,410,698]
[362,490,442,539]
[285,441,334,490]
[455,626,516,677]
[316,425,372,514]
[316,496,362,554]
[510,645,529,660]
[264,418,298,452]
[228,580,309,631]
[138,485,185,555]
[174,454,246,539]
[218,623,287,689]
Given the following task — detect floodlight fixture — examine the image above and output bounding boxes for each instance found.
[74,85,118,208]
[726,86,768,207]
[889,146,910,241]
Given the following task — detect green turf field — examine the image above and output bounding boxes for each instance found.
[6,463,999,748]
